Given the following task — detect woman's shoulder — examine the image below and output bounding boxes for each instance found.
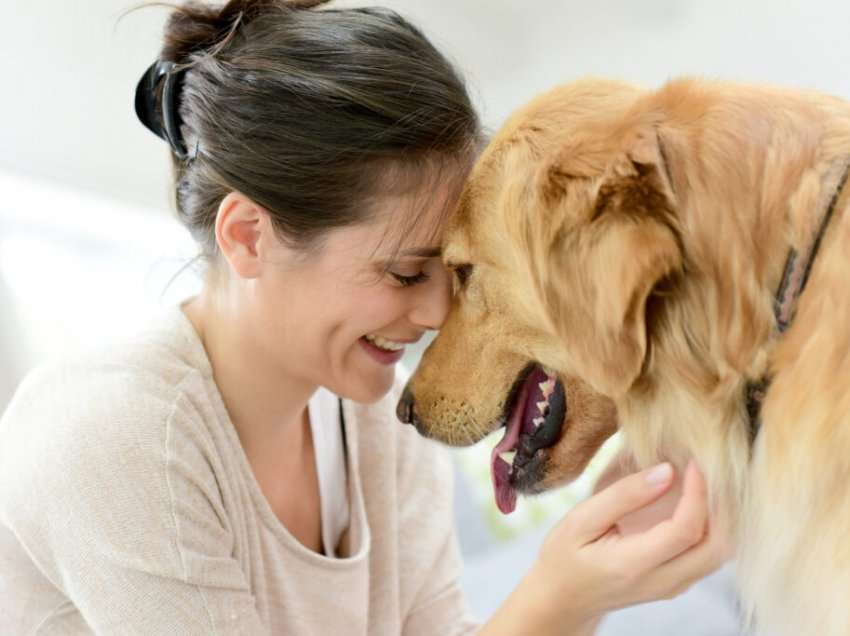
[0,306,214,489]
[6,306,207,420]
[0,308,240,589]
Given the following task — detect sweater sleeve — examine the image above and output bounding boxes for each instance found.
[0,363,268,635]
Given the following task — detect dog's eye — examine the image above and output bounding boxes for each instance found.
[454,264,473,287]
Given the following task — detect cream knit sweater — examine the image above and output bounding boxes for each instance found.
[0,305,478,635]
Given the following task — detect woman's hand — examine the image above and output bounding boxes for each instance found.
[592,449,685,536]
[481,459,732,636]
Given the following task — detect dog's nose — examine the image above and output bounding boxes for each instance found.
[396,386,416,425]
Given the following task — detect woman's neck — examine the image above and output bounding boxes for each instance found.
[182,291,317,464]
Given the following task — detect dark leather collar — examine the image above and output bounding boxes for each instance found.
[746,160,850,442]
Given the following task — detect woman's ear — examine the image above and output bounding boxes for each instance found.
[215,191,267,279]
[533,128,683,397]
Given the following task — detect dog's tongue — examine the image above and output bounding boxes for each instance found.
[490,380,529,515]
[492,455,515,514]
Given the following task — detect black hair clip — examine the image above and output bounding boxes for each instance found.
[134,60,193,161]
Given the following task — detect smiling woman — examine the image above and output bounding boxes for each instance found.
[0,1,485,634]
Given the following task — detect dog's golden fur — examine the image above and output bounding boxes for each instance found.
[403,77,850,634]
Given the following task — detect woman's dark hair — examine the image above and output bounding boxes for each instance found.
[147,0,482,268]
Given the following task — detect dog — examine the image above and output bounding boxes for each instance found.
[396,77,850,635]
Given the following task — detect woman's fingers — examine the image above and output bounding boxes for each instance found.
[618,461,712,571]
[567,462,676,545]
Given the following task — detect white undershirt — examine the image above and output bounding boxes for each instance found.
[307,387,350,558]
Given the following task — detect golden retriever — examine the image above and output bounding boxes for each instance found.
[397,77,850,635]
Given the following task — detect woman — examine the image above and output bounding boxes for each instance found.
[0,1,729,634]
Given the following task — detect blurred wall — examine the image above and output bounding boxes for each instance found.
[2,0,850,214]
[0,272,27,410]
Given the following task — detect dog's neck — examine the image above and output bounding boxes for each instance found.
[745,159,850,439]
[646,93,850,388]
[620,109,850,505]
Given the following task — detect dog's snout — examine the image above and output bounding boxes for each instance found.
[396,385,416,425]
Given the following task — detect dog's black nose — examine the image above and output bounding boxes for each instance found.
[396,386,416,424]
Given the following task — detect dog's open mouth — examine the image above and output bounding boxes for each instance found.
[490,365,567,515]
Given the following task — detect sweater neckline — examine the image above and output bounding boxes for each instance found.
[167,300,372,570]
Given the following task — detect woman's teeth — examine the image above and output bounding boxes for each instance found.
[364,334,405,351]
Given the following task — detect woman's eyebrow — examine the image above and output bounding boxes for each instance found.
[398,247,442,258]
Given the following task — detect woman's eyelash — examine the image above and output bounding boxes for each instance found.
[391,271,430,287]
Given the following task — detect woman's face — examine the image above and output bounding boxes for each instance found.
[249,189,454,404]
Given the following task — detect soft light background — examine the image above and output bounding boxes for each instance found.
[3,0,848,631]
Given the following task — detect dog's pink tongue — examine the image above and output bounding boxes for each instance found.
[490,380,529,515]
[492,456,516,514]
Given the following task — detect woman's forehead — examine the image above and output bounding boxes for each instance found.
[311,171,464,267]
[376,214,447,263]
[313,194,438,264]
[316,209,441,268]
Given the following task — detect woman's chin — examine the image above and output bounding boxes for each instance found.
[343,364,396,404]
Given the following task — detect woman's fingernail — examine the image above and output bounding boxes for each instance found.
[646,462,673,486]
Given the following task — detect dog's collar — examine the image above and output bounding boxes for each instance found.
[746,160,850,442]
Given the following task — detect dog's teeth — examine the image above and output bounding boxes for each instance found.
[499,450,516,465]
[533,417,544,428]
[539,379,555,398]
[536,401,547,414]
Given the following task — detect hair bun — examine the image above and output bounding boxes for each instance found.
[284,0,331,7]
[161,0,331,65]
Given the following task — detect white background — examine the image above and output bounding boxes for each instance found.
[2,0,850,210]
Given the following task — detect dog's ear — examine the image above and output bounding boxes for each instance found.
[533,128,683,397]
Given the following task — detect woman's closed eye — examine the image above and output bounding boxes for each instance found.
[391,271,431,287]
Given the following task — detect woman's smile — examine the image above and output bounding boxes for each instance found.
[359,333,421,366]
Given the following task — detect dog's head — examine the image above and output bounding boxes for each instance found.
[397,79,690,512]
